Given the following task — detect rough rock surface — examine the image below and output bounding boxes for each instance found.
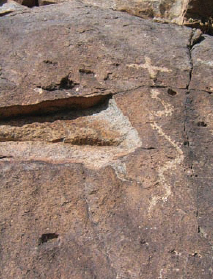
[81,0,213,33]
[0,0,27,15]
[0,1,213,278]
[6,0,213,33]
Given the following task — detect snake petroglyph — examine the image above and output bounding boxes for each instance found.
[149,89,184,213]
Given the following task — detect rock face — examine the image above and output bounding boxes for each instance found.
[0,0,27,15]
[6,0,213,33]
[0,1,213,278]
[83,0,213,33]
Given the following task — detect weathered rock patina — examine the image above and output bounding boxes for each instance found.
[0,1,212,278]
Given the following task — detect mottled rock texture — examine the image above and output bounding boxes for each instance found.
[5,0,213,33]
[82,0,213,33]
[0,1,213,278]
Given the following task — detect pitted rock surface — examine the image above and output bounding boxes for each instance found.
[0,1,213,279]
[0,1,192,110]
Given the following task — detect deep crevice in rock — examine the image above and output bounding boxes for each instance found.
[0,94,112,120]
[0,94,124,147]
[184,29,201,237]
[186,28,203,90]
[150,85,167,89]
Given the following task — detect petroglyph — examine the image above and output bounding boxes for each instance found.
[128,56,172,79]
[151,89,174,117]
[149,89,184,213]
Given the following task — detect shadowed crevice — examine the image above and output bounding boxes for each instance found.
[0,94,112,121]
[38,233,59,246]
[0,94,123,147]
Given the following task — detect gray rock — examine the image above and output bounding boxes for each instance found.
[0,0,27,15]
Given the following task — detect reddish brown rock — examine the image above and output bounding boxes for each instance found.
[0,1,191,114]
[4,0,213,34]
[83,0,213,33]
[0,1,213,279]
[190,35,213,93]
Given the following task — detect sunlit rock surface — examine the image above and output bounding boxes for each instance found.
[0,1,212,278]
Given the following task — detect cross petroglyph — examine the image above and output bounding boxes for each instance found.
[128,56,172,79]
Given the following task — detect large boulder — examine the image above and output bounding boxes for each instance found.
[3,0,213,33]
[0,1,212,278]
[80,0,213,33]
